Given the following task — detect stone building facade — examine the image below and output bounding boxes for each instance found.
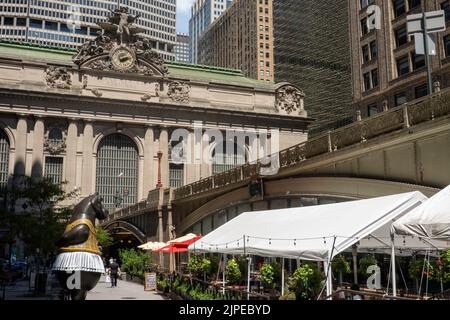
[0,41,311,213]
[350,0,450,119]
[198,0,275,82]
[273,0,353,133]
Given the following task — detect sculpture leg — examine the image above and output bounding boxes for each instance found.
[70,289,88,300]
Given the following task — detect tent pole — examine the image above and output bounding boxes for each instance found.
[323,260,333,300]
[223,254,227,295]
[352,244,358,285]
[247,256,251,301]
[281,258,285,296]
[391,235,397,297]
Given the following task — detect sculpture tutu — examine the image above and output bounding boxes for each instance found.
[52,194,108,300]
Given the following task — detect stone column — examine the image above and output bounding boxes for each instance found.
[14,115,28,175]
[158,209,164,268]
[159,127,169,188]
[143,126,154,195]
[185,130,198,184]
[167,206,175,272]
[81,120,94,196]
[65,119,78,192]
[31,117,44,177]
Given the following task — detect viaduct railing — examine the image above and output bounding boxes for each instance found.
[173,89,450,201]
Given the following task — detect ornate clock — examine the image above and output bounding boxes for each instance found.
[110,46,136,71]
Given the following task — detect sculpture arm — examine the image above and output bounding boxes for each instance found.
[56,224,90,247]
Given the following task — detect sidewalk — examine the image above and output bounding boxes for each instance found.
[3,276,60,300]
[87,275,166,300]
[3,275,166,300]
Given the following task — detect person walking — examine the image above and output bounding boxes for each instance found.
[109,259,121,288]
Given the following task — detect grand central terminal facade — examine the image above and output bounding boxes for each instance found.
[0,12,312,221]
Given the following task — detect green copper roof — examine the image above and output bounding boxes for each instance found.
[0,41,272,89]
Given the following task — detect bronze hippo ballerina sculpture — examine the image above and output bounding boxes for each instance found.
[52,194,108,300]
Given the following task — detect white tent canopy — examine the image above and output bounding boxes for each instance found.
[393,185,450,240]
[189,191,449,261]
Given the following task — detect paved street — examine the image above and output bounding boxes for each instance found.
[3,275,166,300]
[87,275,166,300]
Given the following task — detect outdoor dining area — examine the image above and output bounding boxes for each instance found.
[139,186,450,300]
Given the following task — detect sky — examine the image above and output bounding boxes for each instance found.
[176,0,195,34]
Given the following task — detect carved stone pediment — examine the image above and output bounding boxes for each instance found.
[275,83,306,116]
[167,81,190,104]
[73,6,169,77]
[45,67,72,89]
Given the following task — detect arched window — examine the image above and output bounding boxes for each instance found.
[0,129,10,190]
[48,128,63,145]
[96,134,139,211]
[211,137,248,175]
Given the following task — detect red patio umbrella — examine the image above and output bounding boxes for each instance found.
[155,235,203,253]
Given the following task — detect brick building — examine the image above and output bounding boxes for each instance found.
[198,0,274,82]
[350,0,450,119]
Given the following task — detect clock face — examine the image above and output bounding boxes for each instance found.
[110,47,135,71]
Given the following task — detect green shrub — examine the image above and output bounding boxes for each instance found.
[292,263,324,300]
[188,255,212,278]
[358,255,378,275]
[118,248,152,278]
[332,255,351,274]
[279,291,296,300]
[225,259,242,285]
[409,258,433,280]
[260,261,282,288]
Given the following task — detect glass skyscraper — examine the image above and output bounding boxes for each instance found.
[188,0,231,64]
[0,0,176,60]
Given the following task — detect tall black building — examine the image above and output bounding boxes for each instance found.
[273,0,352,134]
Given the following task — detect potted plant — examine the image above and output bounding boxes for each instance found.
[332,255,351,284]
[225,259,242,287]
[292,263,324,300]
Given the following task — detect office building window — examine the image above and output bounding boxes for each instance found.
[412,52,425,70]
[396,56,410,76]
[409,0,421,10]
[415,84,428,99]
[363,72,371,91]
[395,25,408,48]
[442,1,450,22]
[371,69,379,87]
[361,18,369,36]
[370,41,377,60]
[395,92,407,106]
[444,34,450,57]
[362,45,370,63]
[393,0,406,18]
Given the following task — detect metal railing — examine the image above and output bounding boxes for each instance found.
[325,289,417,301]
[174,89,450,200]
